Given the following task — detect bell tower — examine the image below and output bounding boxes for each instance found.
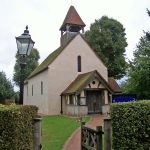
[60,6,86,46]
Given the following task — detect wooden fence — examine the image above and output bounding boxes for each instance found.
[81,122,104,150]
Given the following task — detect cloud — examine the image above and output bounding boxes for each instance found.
[0,0,149,82]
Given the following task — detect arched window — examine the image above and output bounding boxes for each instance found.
[27,85,28,96]
[41,81,43,95]
[32,85,33,96]
[77,56,81,72]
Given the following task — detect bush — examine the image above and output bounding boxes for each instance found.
[0,104,38,150]
[111,100,150,150]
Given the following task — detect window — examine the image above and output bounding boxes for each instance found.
[27,85,28,96]
[69,95,74,105]
[41,81,43,95]
[92,81,96,84]
[77,56,81,72]
[80,97,86,106]
[32,85,33,96]
[77,95,86,106]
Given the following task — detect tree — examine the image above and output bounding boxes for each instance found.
[147,8,150,16]
[122,34,150,99]
[0,71,15,100]
[13,48,40,86]
[146,9,150,40]
[85,16,128,79]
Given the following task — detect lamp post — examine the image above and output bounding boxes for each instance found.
[16,26,35,104]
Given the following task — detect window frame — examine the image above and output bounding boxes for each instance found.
[79,97,86,106]
[77,55,81,72]
[41,81,43,95]
[32,84,33,96]
[69,95,74,105]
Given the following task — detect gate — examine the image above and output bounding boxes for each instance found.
[81,122,104,150]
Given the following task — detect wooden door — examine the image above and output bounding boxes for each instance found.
[86,91,102,114]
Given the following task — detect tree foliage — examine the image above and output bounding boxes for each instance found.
[122,9,150,99]
[85,16,128,79]
[0,71,15,99]
[13,48,40,86]
[146,9,150,40]
[122,34,150,99]
[147,8,150,16]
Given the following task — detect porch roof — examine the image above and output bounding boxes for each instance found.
[108,77,122,93]
[62,70,113,95]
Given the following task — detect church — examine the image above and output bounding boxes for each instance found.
[24,6,121,115]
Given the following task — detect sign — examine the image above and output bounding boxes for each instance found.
[112,94,137,103]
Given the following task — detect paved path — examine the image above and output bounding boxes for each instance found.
[62,115,104,150]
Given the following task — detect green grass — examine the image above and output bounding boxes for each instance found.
[42,115,90,150]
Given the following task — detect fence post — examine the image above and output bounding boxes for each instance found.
[81,121,85,150]
[33,116,42,150]
[96,126,103,150]
[104,117,111,150]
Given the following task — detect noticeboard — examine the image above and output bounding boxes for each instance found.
[112,94,137,103]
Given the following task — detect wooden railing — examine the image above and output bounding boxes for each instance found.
[81,122,104,150]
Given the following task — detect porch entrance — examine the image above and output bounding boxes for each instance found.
[86,90,102,114]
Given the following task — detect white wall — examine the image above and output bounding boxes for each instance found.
[47,34,108,115]
[24,34,108,115]
[24,70,49,114]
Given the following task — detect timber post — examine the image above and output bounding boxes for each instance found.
[104,116,111,150]
[33,116,42,150]
[81,121,85,150]
[96,126,103,150]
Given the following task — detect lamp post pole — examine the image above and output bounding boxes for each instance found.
[16,26,35,105]
[19,63,26,105]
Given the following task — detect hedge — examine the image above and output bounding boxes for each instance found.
[0,104,38,150]
[111,100,150,150]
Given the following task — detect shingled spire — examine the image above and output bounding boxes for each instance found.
[60,6,86,46]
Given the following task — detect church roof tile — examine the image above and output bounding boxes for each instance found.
[60,5,85,30]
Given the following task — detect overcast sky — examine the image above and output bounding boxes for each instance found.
[0,0,149,83]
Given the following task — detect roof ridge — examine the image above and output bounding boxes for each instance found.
[27,34,107,79]
[62,70,113,95]
[28,34,80,79]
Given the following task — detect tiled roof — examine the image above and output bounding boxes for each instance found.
[28,46,64,79]
[62,70,113,95]
[28,34,106,79]
[28,34,78,79]
[60,5,86,30]
[108,78,122,93]
[62,71,94,95]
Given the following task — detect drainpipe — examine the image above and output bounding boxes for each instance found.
[60,95,63,114]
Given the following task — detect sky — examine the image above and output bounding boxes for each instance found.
[0,0,149,84]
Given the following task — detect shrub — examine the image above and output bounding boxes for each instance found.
[111,100,150,150]
[0,104,38,150]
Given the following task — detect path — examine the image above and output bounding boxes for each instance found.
[62,115,104,150]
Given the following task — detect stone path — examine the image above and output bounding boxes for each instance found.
[62,115,104,150]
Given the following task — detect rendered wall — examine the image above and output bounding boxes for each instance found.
[47,34,108,115]
[65,105,88,116]
[24,70,49,114]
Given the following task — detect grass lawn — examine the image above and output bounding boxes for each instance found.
[42,115,90,150]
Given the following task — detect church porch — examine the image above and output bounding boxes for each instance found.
[61,70,112,116]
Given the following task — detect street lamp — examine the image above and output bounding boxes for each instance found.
[16,26,35,104]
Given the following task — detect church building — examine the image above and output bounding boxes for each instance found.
[24,6,121,115]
